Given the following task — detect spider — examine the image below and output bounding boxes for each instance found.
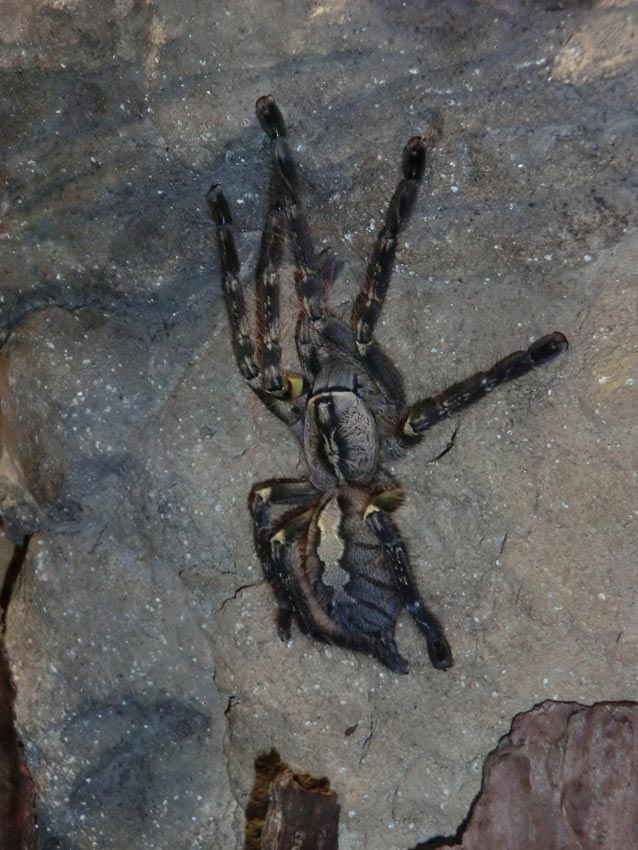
[207,95,568,674]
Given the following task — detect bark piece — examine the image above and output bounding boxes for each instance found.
[427,701,638,850]
[0,540,35,850]
[261,770,339,850]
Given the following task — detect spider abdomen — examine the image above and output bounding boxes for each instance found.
[330,566,402,635]
[308,492,402,636]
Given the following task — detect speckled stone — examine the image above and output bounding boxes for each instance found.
[1,1,637,848]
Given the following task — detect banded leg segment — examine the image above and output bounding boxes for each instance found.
[400,332,569,444]
[208,184,304,425]
[352,136,429,350]
[256,95,329,323]
[254,174,287,395]
[366,508,453,670]
[208,185,259,382]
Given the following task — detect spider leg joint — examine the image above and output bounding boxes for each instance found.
[363,502,380,520]
[271,528,287,546]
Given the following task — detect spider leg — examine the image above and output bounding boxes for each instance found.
[208,185,303,426]
[208,185,259,382]
[365,507,453,670]
[249,479,320,639]
[254,174,287,395]
[399,332,569,445]
[254,165,312,398]
[255,95,333,324]
[351,134,430,352]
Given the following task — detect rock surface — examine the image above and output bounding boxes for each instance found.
[425,701,638,850]
[1,1,637,848]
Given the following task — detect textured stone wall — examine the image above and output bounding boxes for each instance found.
[1,1,637,848]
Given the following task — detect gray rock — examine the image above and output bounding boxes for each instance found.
[1,1,637,848]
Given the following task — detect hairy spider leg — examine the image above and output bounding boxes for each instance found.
[208,185,303,426]
[366,507,453,670]
[255,119,319,399]
[207,185,259,382]
[250,480,410,674]
[254,172,288,396]
[399,332,569,444]
[351,135,430,352]
[249,479,320,639]
[256,95,332,325]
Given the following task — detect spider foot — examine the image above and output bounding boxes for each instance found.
[529,332,569,364]
[374,635,410,675]
[256,95,299,200]
[405,599,454,670]
[402,136,426,180]
[255,94,287,139]
[207,183,232,225]
[427,632,453,671]
[276,607,293,641]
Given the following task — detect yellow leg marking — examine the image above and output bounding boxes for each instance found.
[256,486,272,502]
[285,374,305,399]
[403,419,417,437]
[363,503,381,520]
[364,488,404,518]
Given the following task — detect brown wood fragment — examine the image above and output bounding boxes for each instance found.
[261,770,339,850]
[0,639,36,850]
[0,539,36,850]
[244,750,339,850]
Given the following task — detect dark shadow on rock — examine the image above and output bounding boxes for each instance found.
[34,697,211,848]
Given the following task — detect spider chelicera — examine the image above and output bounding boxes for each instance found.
[208,95,567,674]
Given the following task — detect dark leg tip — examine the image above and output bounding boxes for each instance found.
[529,332,569,365]
[277,608,293,641]
[377,636,410,674]
[207,184,232,225]
[256,94,287,139]
[428,636,454,670]
[387,653,410,675]
[402,136,426,180]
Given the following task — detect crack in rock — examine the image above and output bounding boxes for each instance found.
[218,582,261,613]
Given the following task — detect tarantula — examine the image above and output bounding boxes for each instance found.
[208,95,567,674]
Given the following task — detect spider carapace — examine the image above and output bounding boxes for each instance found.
[208,95,567,674]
